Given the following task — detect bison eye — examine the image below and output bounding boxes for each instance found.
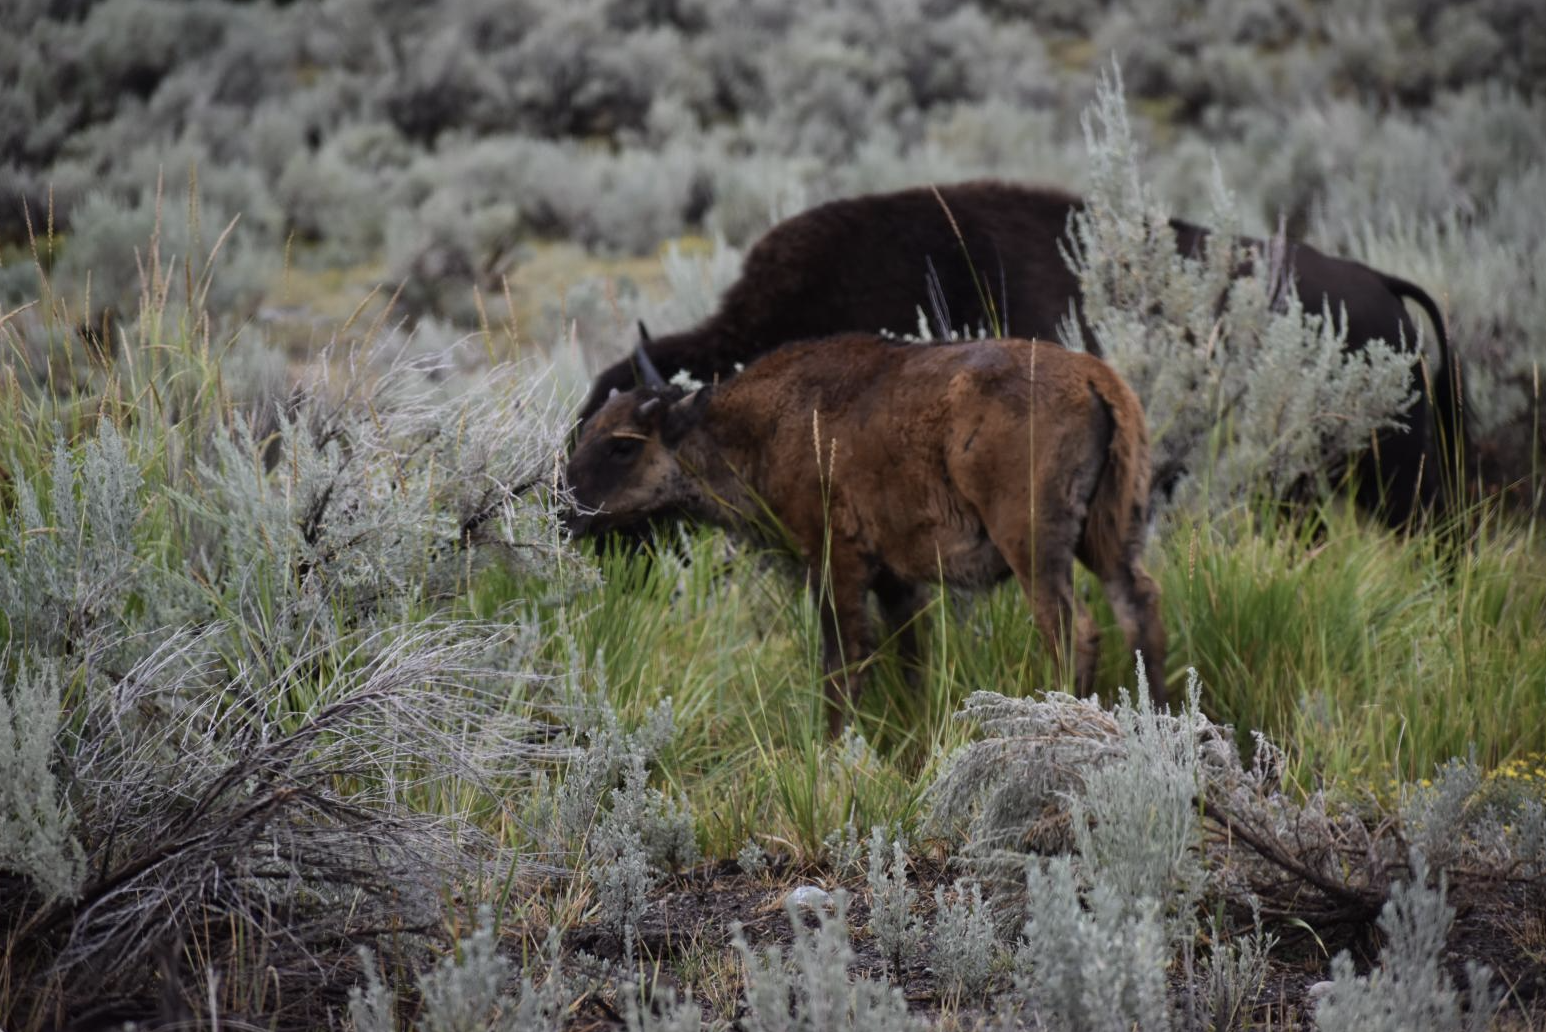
[607,436,645,463]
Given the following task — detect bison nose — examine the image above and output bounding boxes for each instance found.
[562,508,595,537]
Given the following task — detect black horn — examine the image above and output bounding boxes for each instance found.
[634,322,667,389]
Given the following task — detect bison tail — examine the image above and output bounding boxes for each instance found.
[1082,369,1153,577]
[1384,273,1468,497]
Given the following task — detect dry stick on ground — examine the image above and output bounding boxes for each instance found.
[1203,800,1386,926]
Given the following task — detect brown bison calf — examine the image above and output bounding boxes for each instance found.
[567,334,1167,730]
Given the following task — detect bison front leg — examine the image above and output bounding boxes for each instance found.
[811,549,877,736]
[873,568,929,673]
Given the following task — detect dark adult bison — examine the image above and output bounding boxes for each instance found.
[579,181,1462,526]
[568,334,1166,731]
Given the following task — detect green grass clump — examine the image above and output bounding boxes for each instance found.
[483,497,1545,858]
[1166,504,1546,788]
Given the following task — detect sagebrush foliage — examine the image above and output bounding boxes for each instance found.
[864,826,921,979]
[0,312,583,1027]
[929,879,998,1002]
[926,668,1218,927]
[1014,857,1172,1032]
[733,891,922,1032]
[194,351,566,613]
[0,421,143,660]
[1065,667,1207,940]
[0,656,84,902]
[927,675,1545,1028]
[1062,69,1416,511]
[350,908,566,1032]
[1313,858,1501,1032]
[1194,919,1275,1031]
[2,622,563,1027]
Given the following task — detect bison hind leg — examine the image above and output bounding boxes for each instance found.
[1026,562,1100,696]
[1084,549,1167,707]
[987,516,1100,695]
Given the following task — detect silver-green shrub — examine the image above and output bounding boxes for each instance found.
[1313,858,1500,1032]
[1014,857,1172,1032]
[1067,668,1208,938]
[991,667,1209,1029]
[927,667,1220,931]
[1401,757,1486,873]
[733,891,922,1032]
[590,819,657,956]
[1194,918,1275,1031]
[586,744,699,952]
[6,620,555,1024]
[42,179,279,324]
[546,683,677,856]
[619,982,705,1032]
[633,234,746,340]
[823,814,866,879]
[0,420,143,660]
[1063,67,1416,511]
[738,836,770,876]
[1506,799,1546,880]
[0,655,85,901]
[927,688,1122,863]
[540,685,696,950]
[419,916,564,1032]
[350,909,566,1032]
[1336,176,1546,445]
[865,826,921,979]
[930,879,998,1002]
[187,349,570,656]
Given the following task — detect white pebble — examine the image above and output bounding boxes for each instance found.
[784,885,834,913]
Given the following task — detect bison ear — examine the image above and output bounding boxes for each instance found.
[663,388,711,446]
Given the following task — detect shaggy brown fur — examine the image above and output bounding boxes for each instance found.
[579,180,1461,527]
[568,335,1166,732]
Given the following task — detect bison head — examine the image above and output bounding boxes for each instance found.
[564,385,710,537]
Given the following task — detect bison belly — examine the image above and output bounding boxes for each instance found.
[855,489,1011,591]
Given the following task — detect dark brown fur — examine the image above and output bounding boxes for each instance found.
[568,335,1167,732]
[580,180,1462,526]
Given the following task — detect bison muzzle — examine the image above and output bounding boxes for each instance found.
[567,334,1167,732]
